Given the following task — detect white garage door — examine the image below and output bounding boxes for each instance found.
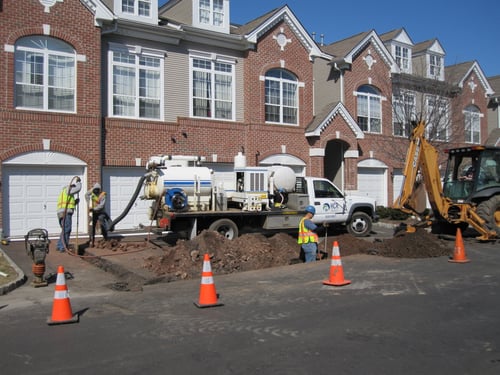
[103,167,151,231]
[3,165,85,237]
[393,169,432,209]
[357,167,387,206]
[393,169,404,206]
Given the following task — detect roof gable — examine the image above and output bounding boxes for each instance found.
[445,61,493,95]
[380,28,414,46]
[242,6,328,60]
[305,102,364,138]
[413,39,445,56]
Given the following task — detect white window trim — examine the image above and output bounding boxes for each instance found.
[263,70,301,126]
[107,42,165,121]
[427,53,444,80]
[463,106,483,144]
[425,95,449,141]
[114,0,158,25]
[192,0,230,34]
[353,89,384,134]
[14,36,77,113]
[394,43,411,74]
[188,50,236,121]
[392,92,416,137]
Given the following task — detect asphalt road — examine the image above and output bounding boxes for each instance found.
[1,226,500,375]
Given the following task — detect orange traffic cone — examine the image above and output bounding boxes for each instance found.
[323,241,351,286]
[194,253,223,308]
[449,228,470,263]
[47,266,79,325]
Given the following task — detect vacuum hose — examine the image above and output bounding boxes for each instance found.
[110,174,148,230]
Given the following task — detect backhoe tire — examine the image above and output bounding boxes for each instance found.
[346,212,372,237]
[208,219,239,240]
[476,196,500,237]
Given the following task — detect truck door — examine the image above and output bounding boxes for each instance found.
[309,179,348,223]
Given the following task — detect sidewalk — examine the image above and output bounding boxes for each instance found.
[0,232,164,295]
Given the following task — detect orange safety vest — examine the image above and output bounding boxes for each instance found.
[57,188,76,210]
[297,217,318,244]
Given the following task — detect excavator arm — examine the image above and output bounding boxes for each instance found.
[393,121,443,219]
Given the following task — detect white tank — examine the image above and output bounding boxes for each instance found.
[159,166,213,196]
[268,165,296,192]
[234,152,247,169]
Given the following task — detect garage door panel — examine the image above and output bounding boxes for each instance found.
[104,168,150,231]
[358,167,387,207]
[3,165,85,237]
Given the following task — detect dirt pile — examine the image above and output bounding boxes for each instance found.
[142,228,453,282]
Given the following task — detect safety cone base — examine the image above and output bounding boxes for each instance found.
[193,300,224,308]
[448,258,470,264]
[323,279,351,287]
[47,314,79,325]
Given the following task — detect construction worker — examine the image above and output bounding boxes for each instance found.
[56,177,82,252]
[85,183,110,246]
[297,205,325,262]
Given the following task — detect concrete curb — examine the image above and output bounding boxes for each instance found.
[0,247,26,295]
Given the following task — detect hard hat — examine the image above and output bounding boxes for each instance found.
[305,205,316,215]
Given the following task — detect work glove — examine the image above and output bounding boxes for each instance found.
[75,198,80,205]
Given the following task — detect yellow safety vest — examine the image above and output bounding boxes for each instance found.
[57,188,76,210]
[297,217,318,244]
[91,192,106,209]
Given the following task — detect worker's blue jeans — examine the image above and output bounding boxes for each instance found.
[302,242,318,262]
[57,213,73,250]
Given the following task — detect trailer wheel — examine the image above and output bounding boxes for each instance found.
[209,219,239,240]
[477,195,500,236]
[346,212,372,237]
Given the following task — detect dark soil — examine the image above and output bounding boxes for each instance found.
[137,228,453,282]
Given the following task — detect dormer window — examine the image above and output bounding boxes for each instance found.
[193,0,229,33]
[122,0,151,17]
[200,0,223,27]
[115,0,157,24]
[429,54,441,78]
[395,45,410,72]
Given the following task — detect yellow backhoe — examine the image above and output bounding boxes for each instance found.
[393,121,500,241]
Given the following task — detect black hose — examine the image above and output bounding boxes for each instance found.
[109,174,148,230]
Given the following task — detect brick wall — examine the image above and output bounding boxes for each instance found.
[0,0,103,227]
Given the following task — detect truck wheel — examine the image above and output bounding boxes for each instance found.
[208,219,239,240]
[346,212,372,237]
[477,196,500,236]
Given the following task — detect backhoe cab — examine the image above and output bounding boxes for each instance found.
[394,121,500,241]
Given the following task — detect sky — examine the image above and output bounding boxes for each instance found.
[159,0,498,78]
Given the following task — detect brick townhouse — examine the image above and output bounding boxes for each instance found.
[0,0,496,239]
[0,0,114,238]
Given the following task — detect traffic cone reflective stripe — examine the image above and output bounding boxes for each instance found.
[47,265,79,325]
[194,254,223,308]
[449,228,470,263]
[323,241,351,287]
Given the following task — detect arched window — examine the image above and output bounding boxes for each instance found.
[265,69,298,125]
[15,36,76,112]
[464,105,481,144]
[356,84,381,133]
